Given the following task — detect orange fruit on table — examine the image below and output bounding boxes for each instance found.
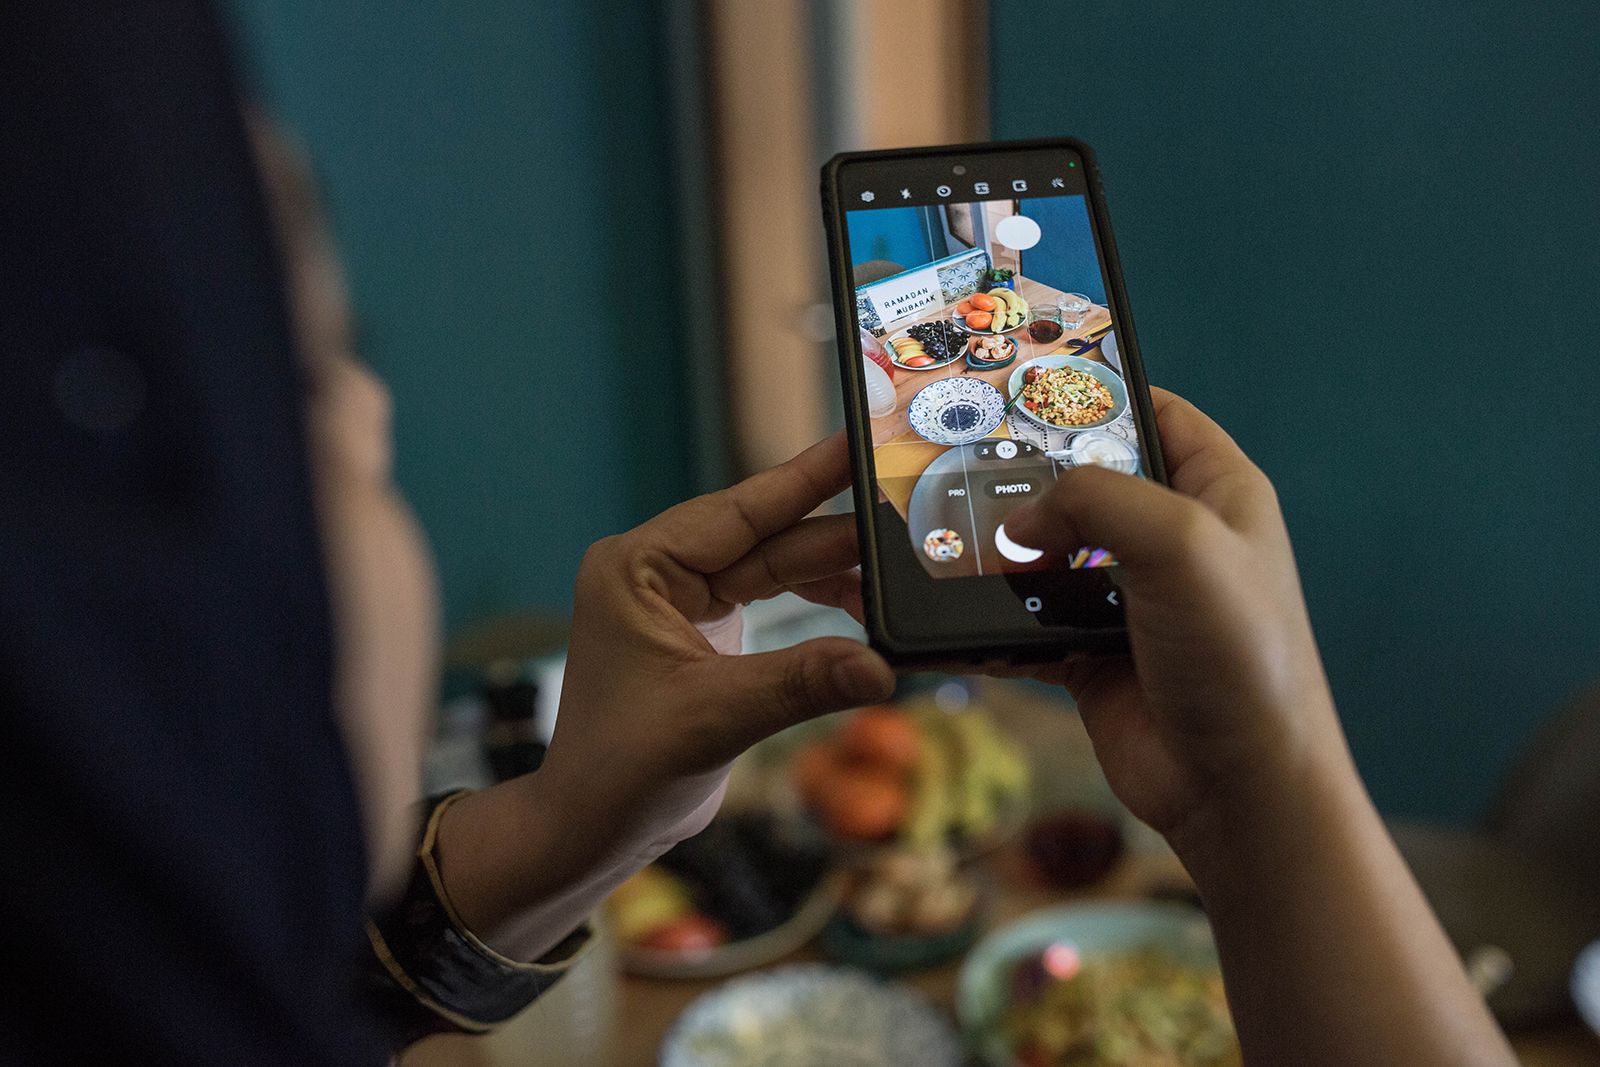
[966,310,993,330]
[792,741,843,805]
[955,300,974,315]
[970,292,997,311]
[638,912,729,954]
[817,766,910,840]
[839,706,919,775]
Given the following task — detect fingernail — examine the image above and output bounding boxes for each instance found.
[832,655,892,702]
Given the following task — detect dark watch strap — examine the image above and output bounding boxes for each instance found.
[364,791,592,1044]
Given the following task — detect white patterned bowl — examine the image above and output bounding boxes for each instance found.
[908,377,1007,446]
[661,964,960,1067]
[1575,940,1600,1038]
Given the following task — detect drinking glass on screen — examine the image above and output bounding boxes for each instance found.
[1058,293,1092,330]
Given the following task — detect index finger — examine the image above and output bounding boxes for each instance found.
[1149,388,1278,535]
[640,433,853,574]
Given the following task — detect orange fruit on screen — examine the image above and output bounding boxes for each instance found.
[817,766,909,840]
[955,300,974,315]
[970,292,998,311]
[966,310,993,330]
[839,706,919,775]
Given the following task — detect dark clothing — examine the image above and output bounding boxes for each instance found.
[0,2,385,1063]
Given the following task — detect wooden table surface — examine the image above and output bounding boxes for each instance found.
[871,275,1113,519]
[403,682,1600,1067]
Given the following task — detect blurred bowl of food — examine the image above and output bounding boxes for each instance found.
[958,902,1240,1067]
[819,845,989,975]
[607,810,842,979]
[788,700,1032,858]
[662,964,962,1067]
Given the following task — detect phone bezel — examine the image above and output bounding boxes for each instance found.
[822,137,1167,667]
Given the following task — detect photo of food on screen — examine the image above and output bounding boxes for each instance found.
[846,193,1144,579]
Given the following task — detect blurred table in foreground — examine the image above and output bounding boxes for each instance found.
[402,678,1600,1067]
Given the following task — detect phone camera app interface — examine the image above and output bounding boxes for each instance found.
[848,166,1145,582]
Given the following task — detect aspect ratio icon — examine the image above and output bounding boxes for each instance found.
[973,181,990,195]
[1012,179,1028,192]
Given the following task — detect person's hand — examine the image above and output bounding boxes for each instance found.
[1004,391,1518,1067]
[542,432,893,840]
[1003,389,1349,842]
[437,435,894,950]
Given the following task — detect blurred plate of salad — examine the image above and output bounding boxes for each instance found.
[958,901,1240,1067]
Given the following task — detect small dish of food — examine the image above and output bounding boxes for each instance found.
[886,320,967,370]
[958,902,1240,1067]
[1049,430,1139,475]
[1006,356,1128,431]
[967,334,1018,369]
[819,846,988,975]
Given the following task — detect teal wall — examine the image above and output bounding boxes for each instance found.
[992,4,1600,822]
[226,2,692,633]
[848,206,939,273]
[1018,195,1106,305]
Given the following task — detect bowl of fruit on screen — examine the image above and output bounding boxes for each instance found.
[606,810,843,979]
[952,289,1031,335]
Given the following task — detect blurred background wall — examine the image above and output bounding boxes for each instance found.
[991,1,1600,823]
[227,1,697,631]
[226,1,1597,825]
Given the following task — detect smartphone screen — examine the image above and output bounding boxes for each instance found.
[827,141,1163,658]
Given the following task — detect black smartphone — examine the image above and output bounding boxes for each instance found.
[821,138,1165,667]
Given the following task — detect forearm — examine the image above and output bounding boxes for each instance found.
[428,607,746,961]
[1169,715,1515,1067]
[432,764,728,961]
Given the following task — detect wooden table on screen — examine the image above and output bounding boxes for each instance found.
[870,275,1114,519]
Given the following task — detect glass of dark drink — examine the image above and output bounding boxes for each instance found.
[1028,305,1064,344]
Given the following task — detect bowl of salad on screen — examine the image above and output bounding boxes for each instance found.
[1006,356,1128,432]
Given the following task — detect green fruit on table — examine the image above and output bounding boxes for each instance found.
[905,728,953,846]
[609,866,693,943]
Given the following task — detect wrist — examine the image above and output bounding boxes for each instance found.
[433,771,606,937]
[1164,713,1373,909]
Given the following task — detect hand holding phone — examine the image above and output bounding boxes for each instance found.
[998,389,1516,1067]
[823,138,1165,666]
[1002,388,1335,838]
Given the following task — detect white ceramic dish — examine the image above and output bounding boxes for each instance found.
[908,377,1007,446]
[662,964,961,1067]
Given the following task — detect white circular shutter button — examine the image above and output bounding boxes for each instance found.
[994,523,1044,563]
